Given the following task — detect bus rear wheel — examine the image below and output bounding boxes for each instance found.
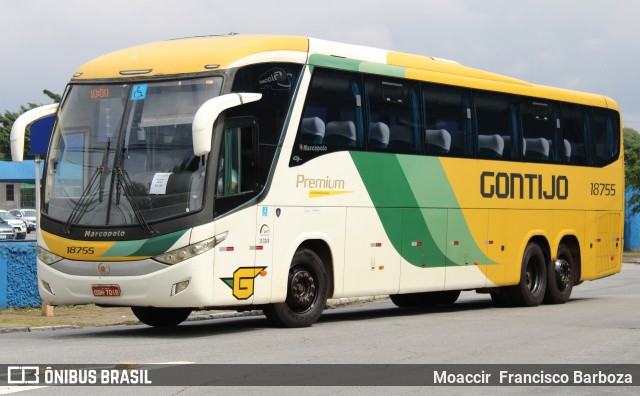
[507,242,547,307]
[544,244,574,304]
[131,306,192,327]
[263,248,328,328]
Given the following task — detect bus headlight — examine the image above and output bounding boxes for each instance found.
[153,232,227,265]
[37,245,64,265]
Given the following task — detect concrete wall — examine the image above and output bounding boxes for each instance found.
[625,189,640,251]
[0,241,39,308]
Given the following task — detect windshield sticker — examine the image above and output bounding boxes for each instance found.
[131,84,148,100]
[258,68,291,91]
[150,172,173,195]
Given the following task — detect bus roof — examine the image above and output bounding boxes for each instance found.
[72,34,617,110]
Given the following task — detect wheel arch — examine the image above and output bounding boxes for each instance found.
[557,234,582,285]
[296,239,335,299]
[528,235,551,262]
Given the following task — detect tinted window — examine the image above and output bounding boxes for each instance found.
[231,63,302,186]
[593,109,620,166]
[521,100,560,162]
[474,92,519,160]
[423,84,472,156]
[560,104,591,165]
[365,77,420,153]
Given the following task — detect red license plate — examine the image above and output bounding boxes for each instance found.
[92,284,121,297]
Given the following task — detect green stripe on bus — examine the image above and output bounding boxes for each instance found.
[350,152,492,267]
[102,230,188,258]
[308,54,361,72]
[359,62,406,78]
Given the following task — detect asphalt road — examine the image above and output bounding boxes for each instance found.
[1,264,638,395]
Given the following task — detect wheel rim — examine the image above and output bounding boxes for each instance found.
[554,258,572,293]
[286,266,318,313]
[525,257,542,294]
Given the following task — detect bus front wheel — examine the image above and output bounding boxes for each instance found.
[263,248,328,328]
[131,306,192,327]
[507,242,547,307]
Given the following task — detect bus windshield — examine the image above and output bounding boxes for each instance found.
[44,77,222,227]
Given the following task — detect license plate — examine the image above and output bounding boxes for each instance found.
[92,284,121,297]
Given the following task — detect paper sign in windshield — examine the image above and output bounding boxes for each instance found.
[150,172,173,195]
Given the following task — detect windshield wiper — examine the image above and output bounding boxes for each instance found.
[113,166,155,234]
[62,139,111,234]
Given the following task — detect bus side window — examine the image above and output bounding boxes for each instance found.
[521,100,560,162]
[560,104,590,165]
[297,68,364,151]
[364,77,420,153]
[473,92,519,160]
[593,109,620,167]
[423,84,472,157]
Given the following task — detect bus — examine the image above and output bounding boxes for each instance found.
[11,34,623,328]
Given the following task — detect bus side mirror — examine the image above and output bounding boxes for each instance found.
[10,103,59,162]
[192,93,261,156]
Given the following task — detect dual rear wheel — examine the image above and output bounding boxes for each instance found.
[491,242,574,307]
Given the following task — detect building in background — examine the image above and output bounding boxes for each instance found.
[0,160,43,210]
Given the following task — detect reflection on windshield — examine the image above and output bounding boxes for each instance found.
[44,77,222,227]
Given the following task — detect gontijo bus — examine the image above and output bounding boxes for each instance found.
[11,35,623,327]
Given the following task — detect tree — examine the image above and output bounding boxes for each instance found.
[624,127,640,213]
[0,90,60,160]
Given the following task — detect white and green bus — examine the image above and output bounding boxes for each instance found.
[12,35,623,327]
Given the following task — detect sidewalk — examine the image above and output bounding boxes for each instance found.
[2,254,639,333]
[0,296,387,333]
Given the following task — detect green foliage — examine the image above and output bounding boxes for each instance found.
[624,127,640,213]
[0,90,60,160]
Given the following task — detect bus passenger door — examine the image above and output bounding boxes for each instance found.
[212,117,264,305]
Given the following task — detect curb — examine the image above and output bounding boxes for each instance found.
[0,296,390,334]
[0,325,81,333]
[186,295,390,322]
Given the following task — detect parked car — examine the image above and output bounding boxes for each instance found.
[0,210,26,239]
[0,218,16,241]
[9,208,37,233]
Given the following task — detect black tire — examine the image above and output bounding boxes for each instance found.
[263,248,328,328]
[543,244,574,304]
[390,290,460,307]
[131,306,192,327]
[507,242,547,307]
[389,293,418,307]
[420,290,460,307]
[490,287,513,307]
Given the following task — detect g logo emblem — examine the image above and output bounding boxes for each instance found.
[221,267,266,299]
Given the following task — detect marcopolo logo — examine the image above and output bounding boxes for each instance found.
[84,230,126,238]
[258,68,291,90]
